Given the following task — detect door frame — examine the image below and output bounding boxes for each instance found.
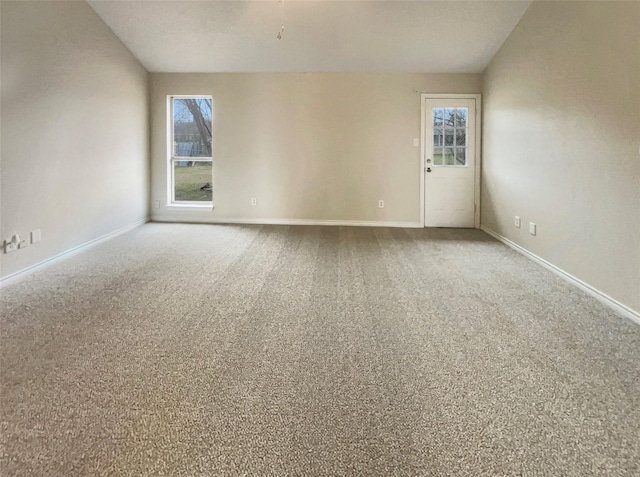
[420,94,482,228]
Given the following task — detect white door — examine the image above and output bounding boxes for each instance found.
[423,98,477,227]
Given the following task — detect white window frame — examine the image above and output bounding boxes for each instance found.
[167,95,213,208]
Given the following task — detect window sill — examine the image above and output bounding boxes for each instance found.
[165,203,214,211]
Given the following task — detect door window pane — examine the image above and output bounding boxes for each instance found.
[455,147,466,166]
[444,147,455,165]
[444,129,455,146]
[445,109,456,127]
[433,148,443,165]
[433,109,443,126]
[433,128,443,147]
[456,109,467,127]
[456,129,466,146]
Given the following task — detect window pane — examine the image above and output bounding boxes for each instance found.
[433,147,443,165]
[445,109,456,127]
[444,129,454,146]
[455,147,466,166]
[456,108,467,127]
[456,129,466,146]
[173,98,212,158]
[444,147,455,165]
[174,161,212,202]
[433,128,443,147]
[433,109,443,126]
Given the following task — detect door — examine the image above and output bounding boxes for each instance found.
[423,97,477,227]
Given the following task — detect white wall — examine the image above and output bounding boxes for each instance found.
[482,1,640,313]
[1,1,150,279]
[150,73,481,225]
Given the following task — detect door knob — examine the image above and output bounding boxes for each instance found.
[426,167,432,173]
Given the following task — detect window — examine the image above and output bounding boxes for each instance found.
[432,108,468,166]
[168,96,213,205]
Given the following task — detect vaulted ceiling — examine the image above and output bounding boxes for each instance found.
[87,0,532,73]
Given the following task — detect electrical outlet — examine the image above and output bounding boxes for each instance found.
[251,197,257,206]
[515,216,521,228]
[378,200,384,208]
[529,222,536,235]
[4,234,20,253]
[31,229,42,244]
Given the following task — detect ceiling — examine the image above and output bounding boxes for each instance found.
[87,0,532,73]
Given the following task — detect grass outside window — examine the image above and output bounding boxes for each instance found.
[174,162,212,202]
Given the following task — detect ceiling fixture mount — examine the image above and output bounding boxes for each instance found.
[276,0,285,40]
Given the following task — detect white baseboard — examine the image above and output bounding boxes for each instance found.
[151,216,423,229]
[0,218,149,288]
[480,226,640,326]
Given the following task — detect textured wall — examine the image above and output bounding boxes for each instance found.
[149,73,481,225]
[1,1,150,279]
[482,1,640,313]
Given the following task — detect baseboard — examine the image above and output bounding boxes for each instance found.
[151,216,423,229]
[480,226,640,326]
[0,217,150,288]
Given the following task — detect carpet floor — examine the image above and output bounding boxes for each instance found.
[1,224,638,476]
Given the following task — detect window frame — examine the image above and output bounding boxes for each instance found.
[167,95,213,208]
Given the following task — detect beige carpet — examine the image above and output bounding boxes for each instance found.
[1,224,638,476]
